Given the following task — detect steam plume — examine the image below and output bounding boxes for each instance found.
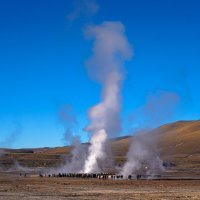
[51,137,88,174]
[58,104,77,144]
[83,21,132,173]
[129,90,180,128]
[0,123,22,171]
[56,105,88,173]
[122,90,180,177]
[122,131,164,178]
[67,0,99,23]
[0,123,22,148]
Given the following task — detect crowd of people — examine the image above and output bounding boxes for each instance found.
[38,173,143,180]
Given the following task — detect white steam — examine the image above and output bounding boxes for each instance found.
[84,129,107,173]
[122,132,163,178]
[122,91,179,178]
[66,138,88,173]
[56,105,88,173]
[50,137,88,174]
[83,21,132,173]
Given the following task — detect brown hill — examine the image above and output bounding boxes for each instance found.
[110,120,200,157]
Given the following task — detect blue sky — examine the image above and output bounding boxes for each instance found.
[0,0,200,148]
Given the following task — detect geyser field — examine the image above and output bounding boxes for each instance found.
[0,120,200,199]
[0,17,199,200]
[1,0,200,199]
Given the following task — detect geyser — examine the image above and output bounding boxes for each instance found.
[82,21,132,173]
[84,129,107,173]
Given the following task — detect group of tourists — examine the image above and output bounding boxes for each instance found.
[39,173,143,180]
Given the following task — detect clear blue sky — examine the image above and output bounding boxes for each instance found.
[0,0,200,148]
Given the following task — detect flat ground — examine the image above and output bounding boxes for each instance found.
[0,173,200,200]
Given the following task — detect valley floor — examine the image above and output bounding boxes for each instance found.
[0,173,200,200]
